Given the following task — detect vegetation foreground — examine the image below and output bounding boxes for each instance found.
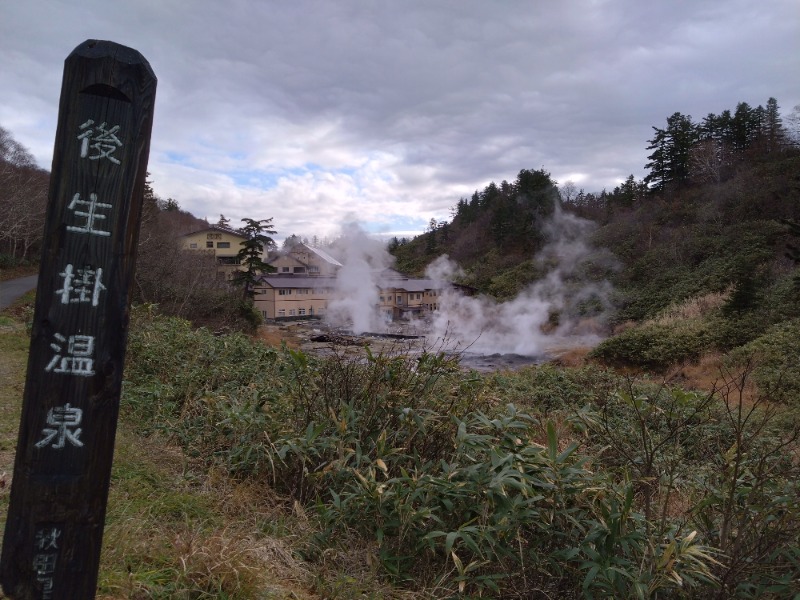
[3,298,799,599]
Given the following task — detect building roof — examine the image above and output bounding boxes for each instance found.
[267,254,306,267]
[182,224,248,239]
[305,244,343,267]
[267,243,344,269]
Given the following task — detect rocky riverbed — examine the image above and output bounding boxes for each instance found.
[256,319,588,372]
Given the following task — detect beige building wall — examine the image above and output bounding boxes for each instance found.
[182,227,249,280]
[254,277,335,320]
[269,255,310,275]
[255,272,454,323]
[377,282,437,319]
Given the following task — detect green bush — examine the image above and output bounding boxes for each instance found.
[485,363,618,413]
[317,406,717,597]
[590,320,712,372]
[122,310,800,597]
[727,318,800,403]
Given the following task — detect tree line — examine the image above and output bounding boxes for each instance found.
[132,184,276,330]
[644,97,793,192]
[0,126,49,264]
[0,120,280,329]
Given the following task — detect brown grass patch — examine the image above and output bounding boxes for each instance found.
[651,289,731,327]
[548,345,592,368]
[256,323,302,349]
[665,352,726,392]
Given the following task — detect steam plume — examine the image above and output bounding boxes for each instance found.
[427,205,617,355]
[324,223,393,333]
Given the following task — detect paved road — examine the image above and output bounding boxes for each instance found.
[0,275,39,310]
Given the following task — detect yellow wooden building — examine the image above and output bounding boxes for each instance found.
[180,225,249,280]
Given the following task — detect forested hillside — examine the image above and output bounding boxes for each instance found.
[0,126,49,265]
[390,97,800,371]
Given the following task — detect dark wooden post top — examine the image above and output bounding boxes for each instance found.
[0,40,156,599]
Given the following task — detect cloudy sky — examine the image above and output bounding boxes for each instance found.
[2,1,798,242]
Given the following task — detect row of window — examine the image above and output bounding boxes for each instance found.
[379,292,425,304]
[188,241,232,249]
[277,288,333,295]
[278,266,320,273]
[276,307,324,317]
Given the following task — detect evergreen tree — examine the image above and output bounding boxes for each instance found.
[610,174,644,207]
[760,97,785,153]
[282,234,303,249]
[644,112,697,192]
[234,218,277,300]
[731,102,760,156]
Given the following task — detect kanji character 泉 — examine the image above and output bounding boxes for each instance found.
[35,404,84,450]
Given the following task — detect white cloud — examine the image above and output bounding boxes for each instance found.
[1,0,799,241]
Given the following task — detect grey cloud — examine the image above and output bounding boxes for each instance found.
[1,0,798,238]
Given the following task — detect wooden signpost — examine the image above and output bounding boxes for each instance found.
[0,40,156,599]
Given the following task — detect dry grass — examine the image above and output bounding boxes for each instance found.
[664,351,766,408]
[0,309,318,600]
[98,430,319,600]
[665,351,727,392]
[256,323,302,349]
[650,289,731,327]
[548,345,592,368]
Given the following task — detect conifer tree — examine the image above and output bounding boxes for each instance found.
[234,218,276,300]
[644,112,697,191]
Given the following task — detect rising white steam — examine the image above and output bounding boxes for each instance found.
[427,205,617,356]
[324,223,394,333]
[319,206,616,355]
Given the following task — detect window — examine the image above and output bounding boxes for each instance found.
[397,296,402,304]
[217,242,230,248]
[309,265,319,273]
[261,311,267,319]
[416,293,421,300]
[289,309,296,316]
[206,241,214,248]
[298,308,306,316]
[278,289,291,296]
[380,296,384,302]
[281,267,290,273]
[189,243,198,249]
[207,233,221,240]
[278,309,286,317]
[293,267,306,274]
